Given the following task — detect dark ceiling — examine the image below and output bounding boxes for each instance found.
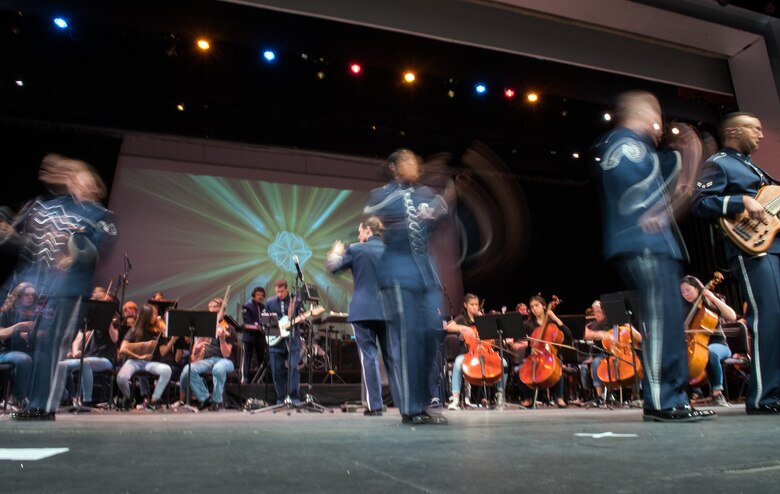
[1,0,738,179]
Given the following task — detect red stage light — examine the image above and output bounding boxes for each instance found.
[504,88,515,99]
[350,63,362,75]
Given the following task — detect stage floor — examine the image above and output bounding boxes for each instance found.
[1,404,778,493]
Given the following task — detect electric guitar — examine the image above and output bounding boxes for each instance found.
[266,305,326,347]
[719,185,780,255]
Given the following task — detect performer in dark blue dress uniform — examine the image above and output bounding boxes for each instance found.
[240,286,267,384]
[591,91,714,422]
[3,155,116,420]
[692,112,780,414]
[264,279,304,405]
[327,216,398,415]
[363,149,449,425]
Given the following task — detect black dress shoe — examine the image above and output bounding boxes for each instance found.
[363,409,382,416]
[197,398,213,411]
[746,403,780,415]
[10,408,56,421]
[643,405,715,422]
[402,411,448,425]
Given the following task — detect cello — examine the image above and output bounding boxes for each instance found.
[685,273,723,384]
[519,295,563,390]
[460,318,503,387]
[596,324,644,389]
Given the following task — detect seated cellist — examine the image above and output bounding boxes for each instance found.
[680,275,736,407]
[445,294,508,410]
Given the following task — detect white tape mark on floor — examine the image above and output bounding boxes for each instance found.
[0,448,70,461]
[574,432,638,439]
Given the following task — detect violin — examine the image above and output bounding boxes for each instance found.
[596,324,644,389]
[686,272,723,384]
[460,304,502,386]
[519,295,563,389]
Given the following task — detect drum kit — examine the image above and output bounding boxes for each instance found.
[298,311,350,378]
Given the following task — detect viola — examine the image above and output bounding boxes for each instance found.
[685,272,723,384]
[461,323,502,386]
[596,324,644,389]
[519,295,563,389]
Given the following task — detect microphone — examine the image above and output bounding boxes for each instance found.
[125,253,133,271]
[291,255,304,282]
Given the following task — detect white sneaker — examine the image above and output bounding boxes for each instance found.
[464,396,474,408]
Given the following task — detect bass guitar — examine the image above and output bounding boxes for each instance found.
[267,305,326,347]
[720,185,780,255]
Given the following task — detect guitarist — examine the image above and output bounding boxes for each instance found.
[693,112,780,415]
[264,279,304,405]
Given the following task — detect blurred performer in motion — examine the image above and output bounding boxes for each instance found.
[240,287,267,384]
[363,149,450,425]
[2,155,116,420]
[327,216,397,416]
[0,282,36,407]
[179,298,236,411]
[692,112,780,414]
[591,91,714,422]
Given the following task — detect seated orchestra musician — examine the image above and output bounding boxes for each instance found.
[583,300,643,404]
[113,300,139,344]
[52,287,119,408]
[522,295,572,408]
[115,304,172,410]
[680,275,736,407]
[0,282,36,408]
[446,294,510,410]
[179,297,237,411]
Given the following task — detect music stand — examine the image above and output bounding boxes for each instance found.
[302,284,320,303]
[69,299,118,414]
[166,310,217,413]
[600,291,644,407]
[473,312,527,410]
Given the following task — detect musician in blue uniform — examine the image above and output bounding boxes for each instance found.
[327,216,398,416]
[264,279,304,405]
[363,148,449,425]
[3,155,116,420]
[240,286,267,384]
[591,90,714,422]
[692,112,780,414]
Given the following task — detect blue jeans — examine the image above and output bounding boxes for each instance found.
[707,342,732,392]
[116,360,172,402]
[179,357,234,404]
[54,357,113,402]
[0,350,33,401]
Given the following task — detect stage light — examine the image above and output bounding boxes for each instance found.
[403,71,415,83]
[653,122,661,131]
[349,63,362,75]
[316,71,325,80]
[263,50,276,62]
[572,152,580,159]
[671,127,680,135]
[603,113,612,121]
[447,90,455,98]
[527,92,539,103]
[504,88,515,99]
[53,17,68,29]
[196,39,210,51]
[475,83,487,94]
[176,103,185,111]
[15,80,23,87]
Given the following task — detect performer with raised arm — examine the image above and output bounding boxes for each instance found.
[363,148,450,425]
[692,112,780,414]
[591,90,713,422]
[327,216,397,416]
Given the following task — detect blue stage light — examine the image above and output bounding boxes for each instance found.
[263,50,276,62]
[53,17,68,29]
[475,83,487,94]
